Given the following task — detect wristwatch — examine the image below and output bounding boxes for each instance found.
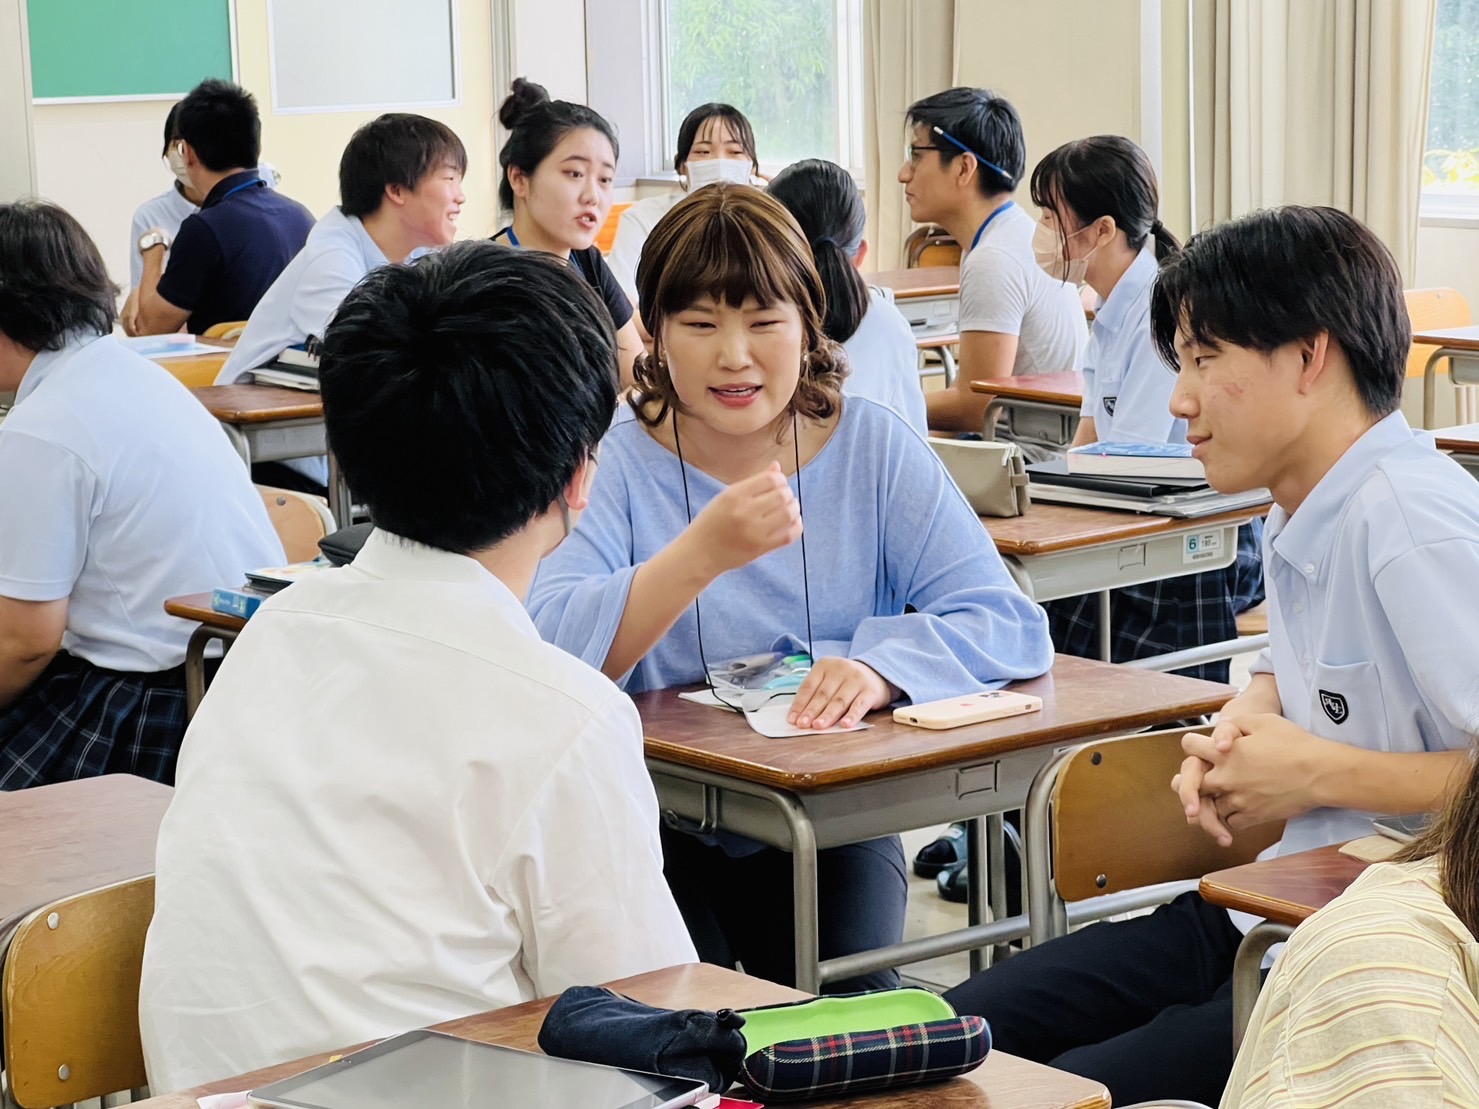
[137,229,170,253]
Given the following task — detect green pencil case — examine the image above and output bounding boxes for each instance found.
[733,987,991,1102]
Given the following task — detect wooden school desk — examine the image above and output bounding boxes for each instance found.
[163,593,244,715]
[874,265,961,339]
[638,655,1231,991]
[1417,324,1479,429]
[146,340,233,390]
[128,963,1110,1109]
[1434,421,1479,481]
[0,775,171,946]
[1200,844,1369,1049]
[191,385,352,528]
[971,372,1084,445]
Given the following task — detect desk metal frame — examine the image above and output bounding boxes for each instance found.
[1422,342,1479,429]
[215,417,353,527]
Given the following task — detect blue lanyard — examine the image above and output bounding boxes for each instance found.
[501,225,574,264]
[971,200,1014,251]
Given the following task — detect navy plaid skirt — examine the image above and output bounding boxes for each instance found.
[1043,520,1265,684]
[0,652,189,790]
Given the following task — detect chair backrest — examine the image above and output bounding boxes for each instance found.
[202,320,249,341]
[1405,287,1473,379]
[904,225,960,268]
[258,485,335,562]
[2,875,155,1108]
[1051,729,1284,902]
[596,201,634,256]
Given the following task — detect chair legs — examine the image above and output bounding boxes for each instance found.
[1231,920,1292,1052]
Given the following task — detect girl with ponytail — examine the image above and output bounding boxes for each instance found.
[767,160,925,434]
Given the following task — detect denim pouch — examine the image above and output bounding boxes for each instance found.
[537,985,749,1093]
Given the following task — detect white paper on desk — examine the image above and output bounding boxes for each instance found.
[197,1093,249,1109]
[677,689,871,738]
[120,334,223,359]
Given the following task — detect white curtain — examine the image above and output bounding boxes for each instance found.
[862,0,957,271]
[1192,0,1437,282]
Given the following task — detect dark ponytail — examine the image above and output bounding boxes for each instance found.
[767,159,868,343]
[496,77,620,212]
[1030,136,1179,263]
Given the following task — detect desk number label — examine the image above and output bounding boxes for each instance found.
[1183,530,1223,564]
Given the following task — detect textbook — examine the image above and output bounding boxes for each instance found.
[1065,441,1204,480]
[210,586,271,619]
[244,558,331,593]
[251,341,321,391]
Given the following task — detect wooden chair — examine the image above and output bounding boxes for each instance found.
[201,320,249,341]
[2,876,154,1108]
[1402,287,1473,426]
[1022,728,1284,946]
[595,201,634,256]
[257,485,335,562]
[904,225,960,268]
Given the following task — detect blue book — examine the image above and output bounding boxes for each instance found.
[1066,441,1203,480]
[211,587,267,620]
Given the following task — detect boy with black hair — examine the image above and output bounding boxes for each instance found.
[133,78,313,336]
[218,112,468,490]
[899,87,1085,440]
[139,241,696,1094]
[0,201,282,789]
[942,206,1479,1105]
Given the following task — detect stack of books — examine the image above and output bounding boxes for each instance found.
[210,559,330,619]
[251,341,321,391]
[1026,442,1269,517]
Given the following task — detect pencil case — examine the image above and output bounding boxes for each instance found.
[733,988,990,1101]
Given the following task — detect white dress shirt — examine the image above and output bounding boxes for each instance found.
[0,332,282,671]
[139,530,696,1093]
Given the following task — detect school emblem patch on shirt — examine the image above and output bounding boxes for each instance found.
[1319,689,1349,725]
[1102,396,1117,418]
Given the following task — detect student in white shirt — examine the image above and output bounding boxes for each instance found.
[768,159,927,436]
[608,103,761,305]
[898,88,1086,443]
[138,241,696,1093]
[120,104,204,336]
[943,206,1479,1106]
[217,113,467,492]
[0,201,283,790]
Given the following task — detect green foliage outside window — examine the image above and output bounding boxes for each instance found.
[1424,0,1479,192]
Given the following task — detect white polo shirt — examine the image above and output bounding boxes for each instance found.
[0,332,283,672]
[1251,411,1479,857]
[1079,247,1185,444]
[139,530,696,1093]
[957,203,1087,378]
[607,190,683,303]
[844,289,927,436]
[128,185,199,288]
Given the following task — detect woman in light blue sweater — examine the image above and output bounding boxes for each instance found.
[527,184,1052,990]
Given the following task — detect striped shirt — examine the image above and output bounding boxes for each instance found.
[1224,858,1479,1107]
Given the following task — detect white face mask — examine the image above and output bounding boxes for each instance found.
[166,142,191,187]
[686,157,753,189]
[1032,219,1097,286]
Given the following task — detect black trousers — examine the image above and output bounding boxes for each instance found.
[943,892,1244,1106]
[661,826,908,993]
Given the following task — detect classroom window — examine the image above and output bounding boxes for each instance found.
[1422,0,1479,218]
[659,0,864,174]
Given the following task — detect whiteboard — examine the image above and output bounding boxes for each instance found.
[268,0,459,113]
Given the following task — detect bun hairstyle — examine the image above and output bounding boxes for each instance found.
[496,77,620,212]
[629,183,847,429]
[767,159,869,344]
[1029,135,1180,263]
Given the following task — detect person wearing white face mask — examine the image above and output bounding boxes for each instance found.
[607,103,760,305]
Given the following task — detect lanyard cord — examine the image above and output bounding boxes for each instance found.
[674,408,814,700]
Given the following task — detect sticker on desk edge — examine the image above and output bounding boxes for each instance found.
[1183,529,1224,564]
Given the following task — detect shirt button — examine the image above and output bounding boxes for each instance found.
[1293,602,1305,614]
[1303,562,1315,574]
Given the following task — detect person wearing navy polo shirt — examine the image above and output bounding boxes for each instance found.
[134,79,313,336]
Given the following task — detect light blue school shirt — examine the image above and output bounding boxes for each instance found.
[842,289,928,437]
[0,332,284,671]
[1079,247,1186,444]
[1250,411,1479,857]
[527,397,1053,701]
[128,185,199,289]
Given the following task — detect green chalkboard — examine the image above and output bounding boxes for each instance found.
[27,0,233,101]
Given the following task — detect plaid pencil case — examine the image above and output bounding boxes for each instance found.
[734,988,990,1102]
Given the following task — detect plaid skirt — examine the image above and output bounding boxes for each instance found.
[0,652,189,790]
[1043,520,1266,684]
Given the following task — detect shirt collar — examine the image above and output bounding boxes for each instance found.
[1090,247,1158,335]
[1267,410,1428,580]
[341,210,389,268]
[202,170,264,209]
[15,330,107,405]
[348,528,540,639]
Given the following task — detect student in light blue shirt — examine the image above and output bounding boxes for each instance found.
[527,184,1052,993]
[943,206,1479,1106]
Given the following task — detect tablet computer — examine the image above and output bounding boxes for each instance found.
[247,1029,709,1109]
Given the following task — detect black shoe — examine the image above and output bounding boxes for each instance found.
[937,857,969,902]
[912,821,968,878]
[935,820,1025,917]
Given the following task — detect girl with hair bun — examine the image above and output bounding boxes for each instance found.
[528,182,1051,993]
[767,158,925,435]
[493,77,642,383]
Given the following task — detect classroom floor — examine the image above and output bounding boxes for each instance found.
[898,648,1259,993]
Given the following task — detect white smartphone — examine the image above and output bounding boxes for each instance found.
[894,690,1043,730]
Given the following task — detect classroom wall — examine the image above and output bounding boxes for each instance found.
[29,0,587,292]
[1415,224,1479,309]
